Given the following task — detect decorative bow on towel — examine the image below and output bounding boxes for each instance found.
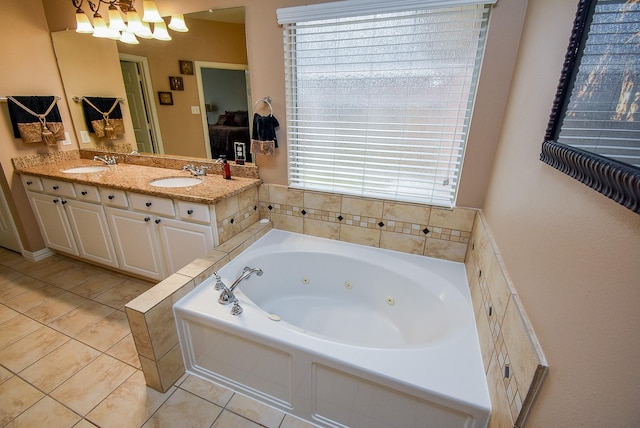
[250,112,280,156]
[81,97,124,139]
[7,96,65,146]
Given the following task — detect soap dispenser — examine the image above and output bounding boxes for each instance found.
[221,157,231,179]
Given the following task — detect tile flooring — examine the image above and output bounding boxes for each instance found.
[0,248,315,428]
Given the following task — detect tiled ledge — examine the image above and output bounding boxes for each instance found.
[125,220,272,392]
[466,212,548,427]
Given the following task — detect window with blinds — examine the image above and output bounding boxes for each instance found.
[557,0,640,168]
[278,0,494,207]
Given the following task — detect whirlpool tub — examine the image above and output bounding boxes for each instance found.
[174,229,490,427]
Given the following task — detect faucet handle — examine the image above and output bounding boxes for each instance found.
[213,271,225,291]
[230,299,243,316]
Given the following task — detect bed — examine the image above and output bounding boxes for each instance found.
[208,110,251,162]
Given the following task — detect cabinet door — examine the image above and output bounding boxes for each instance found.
[28,192,78,255]
[65,200,119,268]
[155,217,214,274]
[105,207,166,281]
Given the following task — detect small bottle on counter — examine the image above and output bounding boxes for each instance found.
[222,157,231,179]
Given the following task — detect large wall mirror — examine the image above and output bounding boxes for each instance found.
[541,0,639,214]
[52,7,252,162]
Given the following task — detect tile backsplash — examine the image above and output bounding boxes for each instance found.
[258,184,473,262]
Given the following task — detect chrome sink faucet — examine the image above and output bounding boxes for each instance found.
[182,164,209,176]
[217,267,263,315]
[93,155,117,165]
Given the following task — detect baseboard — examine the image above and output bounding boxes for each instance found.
[21,247,54,262]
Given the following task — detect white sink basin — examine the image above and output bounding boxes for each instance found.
[150,177,204,188]
[62,166,110,174]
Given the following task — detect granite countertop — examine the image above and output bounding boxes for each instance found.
[14,159,261,204]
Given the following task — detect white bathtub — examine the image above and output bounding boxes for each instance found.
[174,230,490,427]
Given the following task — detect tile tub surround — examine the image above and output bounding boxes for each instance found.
[258,184,475,262]
[466,212,548,427]
[125,220,272,392]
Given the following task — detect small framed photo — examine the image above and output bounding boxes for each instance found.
[169,76,184,91]
[158,91,173,105]
[179,60,194,75]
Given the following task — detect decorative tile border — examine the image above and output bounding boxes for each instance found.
[258,184,474,262]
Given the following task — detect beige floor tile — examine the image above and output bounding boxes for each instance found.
[24,290,89,324]
[4,395,81,428]
[179,375,234,407]
[106,334,141,368]
[0,375,44,426]
[48,301,116,337]
[51,354,136,415]
[0,303,18,324]
[281,414,319,428]
[0,365,12,384]
[0,274,47,303]
[86,371,175,428]
[94,279,152,310]
[69,271,127,299]
[143,388,223,428]
[27,258,81,282]
[226,394,285,428]
[3,284,65,313]
[75,310,130,351]
[0,265,23,287]
[0,249,26,267]
[0,326,70,372]
[20,339,101,393]
[212,409,263,428]
[46,264,100,290]
[74,419,99,428]
[0,313,42,350]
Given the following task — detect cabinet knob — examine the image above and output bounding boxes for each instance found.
[144,217,151,222]
[61,200,67,205]
[146,202,152,207]
[26,181,32,185]
[154,218,161,224]
[81,191,88,196]
[108,195,114,200]
[53,185,59,190]
[187,209,194,215]
[53,198,59,204]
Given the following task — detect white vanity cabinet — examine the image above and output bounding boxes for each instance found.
[105,193,215,281]
[22,176,119,268]
[22,173,217,281]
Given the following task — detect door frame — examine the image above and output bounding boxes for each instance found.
[194,61,250,159]
[119,53,165,154]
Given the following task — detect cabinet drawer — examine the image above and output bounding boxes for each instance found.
[129,192,175,217]
[176,200,211,223]
[99,187,128,208]
[42,178,76,198]
[74,184,101,203]
[21,175,43,192]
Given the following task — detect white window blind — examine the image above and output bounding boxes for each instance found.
[557,0,640,168]
[279,1,492,207]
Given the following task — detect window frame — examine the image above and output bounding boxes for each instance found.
[541,0,640,214]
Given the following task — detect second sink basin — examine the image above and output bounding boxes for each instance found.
[62,166,110,174]
[150,177,204,188]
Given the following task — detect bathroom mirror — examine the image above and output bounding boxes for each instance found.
[51,7,252,161]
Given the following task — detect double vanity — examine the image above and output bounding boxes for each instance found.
[13,150,261,281]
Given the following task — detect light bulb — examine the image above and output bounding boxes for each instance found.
[92,13,110,38]
[120,30,139,45]
[126,8,144,34]
[75,9,93,34]
[136,21,153,39]
[168,14,189,32]
[108,5,126,31]
[142,0,163,23]
[152,21,171,41]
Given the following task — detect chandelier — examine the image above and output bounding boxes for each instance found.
[72,0,188,45]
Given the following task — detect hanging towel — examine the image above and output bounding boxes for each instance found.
[81,97,124,139]
[7,96,65,145]
[250,113,279,156]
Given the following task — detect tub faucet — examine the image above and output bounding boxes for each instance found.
[218,267,263,311]
[93,155,117,165]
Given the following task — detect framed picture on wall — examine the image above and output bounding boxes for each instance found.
[158,92,173,105]
[179,60,194,75]
[169,76,184,91]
